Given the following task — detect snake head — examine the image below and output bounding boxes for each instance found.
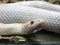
[22,19,45,35]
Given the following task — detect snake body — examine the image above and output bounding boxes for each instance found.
[0,1,60,33]
[17,1,60,12]
[0,19,44,35]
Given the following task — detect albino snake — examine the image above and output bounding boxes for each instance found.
[0,1,60,35]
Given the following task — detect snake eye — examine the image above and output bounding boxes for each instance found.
[30,20,34,25]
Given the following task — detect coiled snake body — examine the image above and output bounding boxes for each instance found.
[0,1,60,34]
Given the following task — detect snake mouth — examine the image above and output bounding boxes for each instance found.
[32,28,42,33]
[28,20,45,33]
[31,19,45,33]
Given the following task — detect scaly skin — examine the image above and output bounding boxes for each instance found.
[0,19,44,35]
[0,3,60,33]
[4,1,60,12]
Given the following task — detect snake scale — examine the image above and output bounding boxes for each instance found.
[0,1,60,34]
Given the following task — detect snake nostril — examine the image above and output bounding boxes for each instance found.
[30,20,34,25]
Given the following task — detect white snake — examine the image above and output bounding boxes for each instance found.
[0,19,44,35]
[0,1,60,35]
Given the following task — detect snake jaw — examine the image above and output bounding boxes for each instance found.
[21,19,45,35]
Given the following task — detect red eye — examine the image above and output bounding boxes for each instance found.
[30,20,34,25]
